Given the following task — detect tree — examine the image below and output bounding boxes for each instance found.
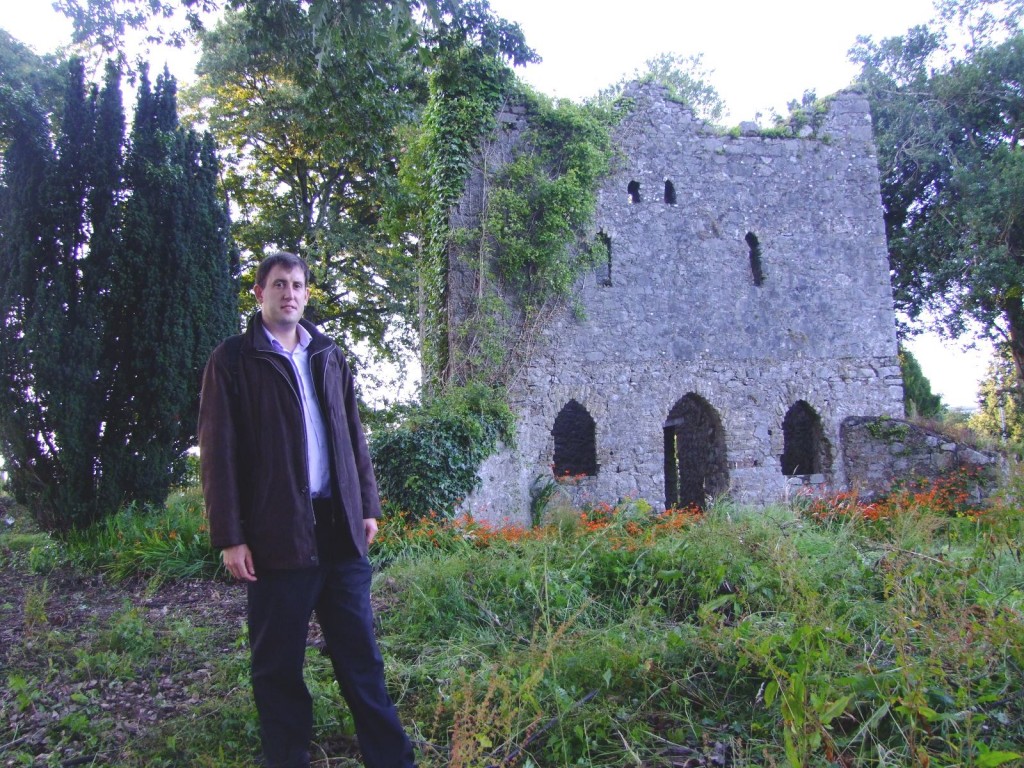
[969,343,1024,449]
[852,2,1024,388]
[0,31,64,123]
[593,52,725,123]
[189,4,423,366]
[0,59,117,526]
[186,0,534,387]
[899,345,944,418]
[100,66,238,511]
[0,56,237,529]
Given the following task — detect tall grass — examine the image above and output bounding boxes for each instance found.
[64,488,221,583]
[376,490,1024,767]
[2,468,1022,766]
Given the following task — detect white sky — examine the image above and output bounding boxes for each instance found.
[0,0,993,408]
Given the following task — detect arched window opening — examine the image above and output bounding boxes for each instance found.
[596,231,612,286]
[552,400,598,478]
[745,231,765,287]
[664,180,677,205]
[781,400,831,476]
[663,394,728,510]
[627,180,641,204]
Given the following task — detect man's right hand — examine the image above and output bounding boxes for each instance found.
[221,543,257,582]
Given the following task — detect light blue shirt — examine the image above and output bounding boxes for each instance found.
[262,324,331,498]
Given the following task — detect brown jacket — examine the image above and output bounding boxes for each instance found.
[198,313,382,568]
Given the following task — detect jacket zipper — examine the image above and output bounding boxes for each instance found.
[254,351,317,537]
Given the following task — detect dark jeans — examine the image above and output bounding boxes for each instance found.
[247,557,415,768]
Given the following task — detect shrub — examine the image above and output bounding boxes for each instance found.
[370,383,515,519]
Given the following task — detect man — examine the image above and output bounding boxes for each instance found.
[198,251,415,768]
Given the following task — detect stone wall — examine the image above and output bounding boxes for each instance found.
[451,84,905,526]
[841,417,1004,501]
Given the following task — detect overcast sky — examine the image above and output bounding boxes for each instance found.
[1,0,993,407]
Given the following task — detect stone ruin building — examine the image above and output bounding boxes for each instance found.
[449,83,910,526]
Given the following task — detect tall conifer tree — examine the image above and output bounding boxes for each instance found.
[104,66,237,510]
[0,57,236,529]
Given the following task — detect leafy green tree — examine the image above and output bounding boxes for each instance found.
[852,2,1024,387]
[187,0,533,383]
[189,4,423,364]
[0,31,64,123]
[899,345,944,418]
[970,344,1024,446]
[594,52,725,123]
[0,56,236,529]
[54,0,216,56]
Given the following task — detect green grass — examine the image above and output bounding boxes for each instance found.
[1,480,1022,767]
[63,488,222,584]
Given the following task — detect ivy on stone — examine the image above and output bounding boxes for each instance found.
[370,382,515,519]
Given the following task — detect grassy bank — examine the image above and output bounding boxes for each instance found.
[1,475,1022,766]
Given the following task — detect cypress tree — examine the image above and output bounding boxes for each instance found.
[0,58,236,529]
[0,84,61,520]
[102,66,237,511]
[44,60,108,521]
[899,345,943,419]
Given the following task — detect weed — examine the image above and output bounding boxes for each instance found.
[22,580,49,629]
[65,490,220,584]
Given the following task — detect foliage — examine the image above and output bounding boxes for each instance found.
[593,51,725,124]
[411,42,520,391]
[900,344,944,417]
[970,342,1024,452]
[864,415,911,442]
[417,78,618,388]
[377,490,1024,767]
[54,0,217,55]
[851,2,1024,384]
[802,465,987,523]
[3,476,1024,765]
[52,0,538,66]
[767,89,833,137]
[486,93,616,300]
[187,3,423,367]
[369,382,515,520]
[0,31,64,131]
[0,58,237,530]
[65,489,221,583]
[459,90,616,384]
[178,0,536,387]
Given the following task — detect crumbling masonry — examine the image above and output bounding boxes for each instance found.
[448,83,905,525]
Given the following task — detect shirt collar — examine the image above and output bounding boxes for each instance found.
[261,321,312,353]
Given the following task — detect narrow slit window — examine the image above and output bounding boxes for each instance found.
[664,180,677,205]
[627,180,641,204]
[745,232,765,287]
[597,231,612,286]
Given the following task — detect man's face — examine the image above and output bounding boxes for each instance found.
[254,264,310,329]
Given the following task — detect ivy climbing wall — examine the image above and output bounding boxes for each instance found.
[450,83,905,523]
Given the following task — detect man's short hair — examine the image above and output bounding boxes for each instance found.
[255,251,311,288]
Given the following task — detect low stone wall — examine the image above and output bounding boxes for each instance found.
[840,416,1005,502]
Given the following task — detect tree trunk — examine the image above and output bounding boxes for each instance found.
[1003,295,1024,391]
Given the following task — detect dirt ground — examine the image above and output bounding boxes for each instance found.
[0,508,250,765]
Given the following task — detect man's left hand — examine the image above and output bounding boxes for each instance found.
[364,517,378,545]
